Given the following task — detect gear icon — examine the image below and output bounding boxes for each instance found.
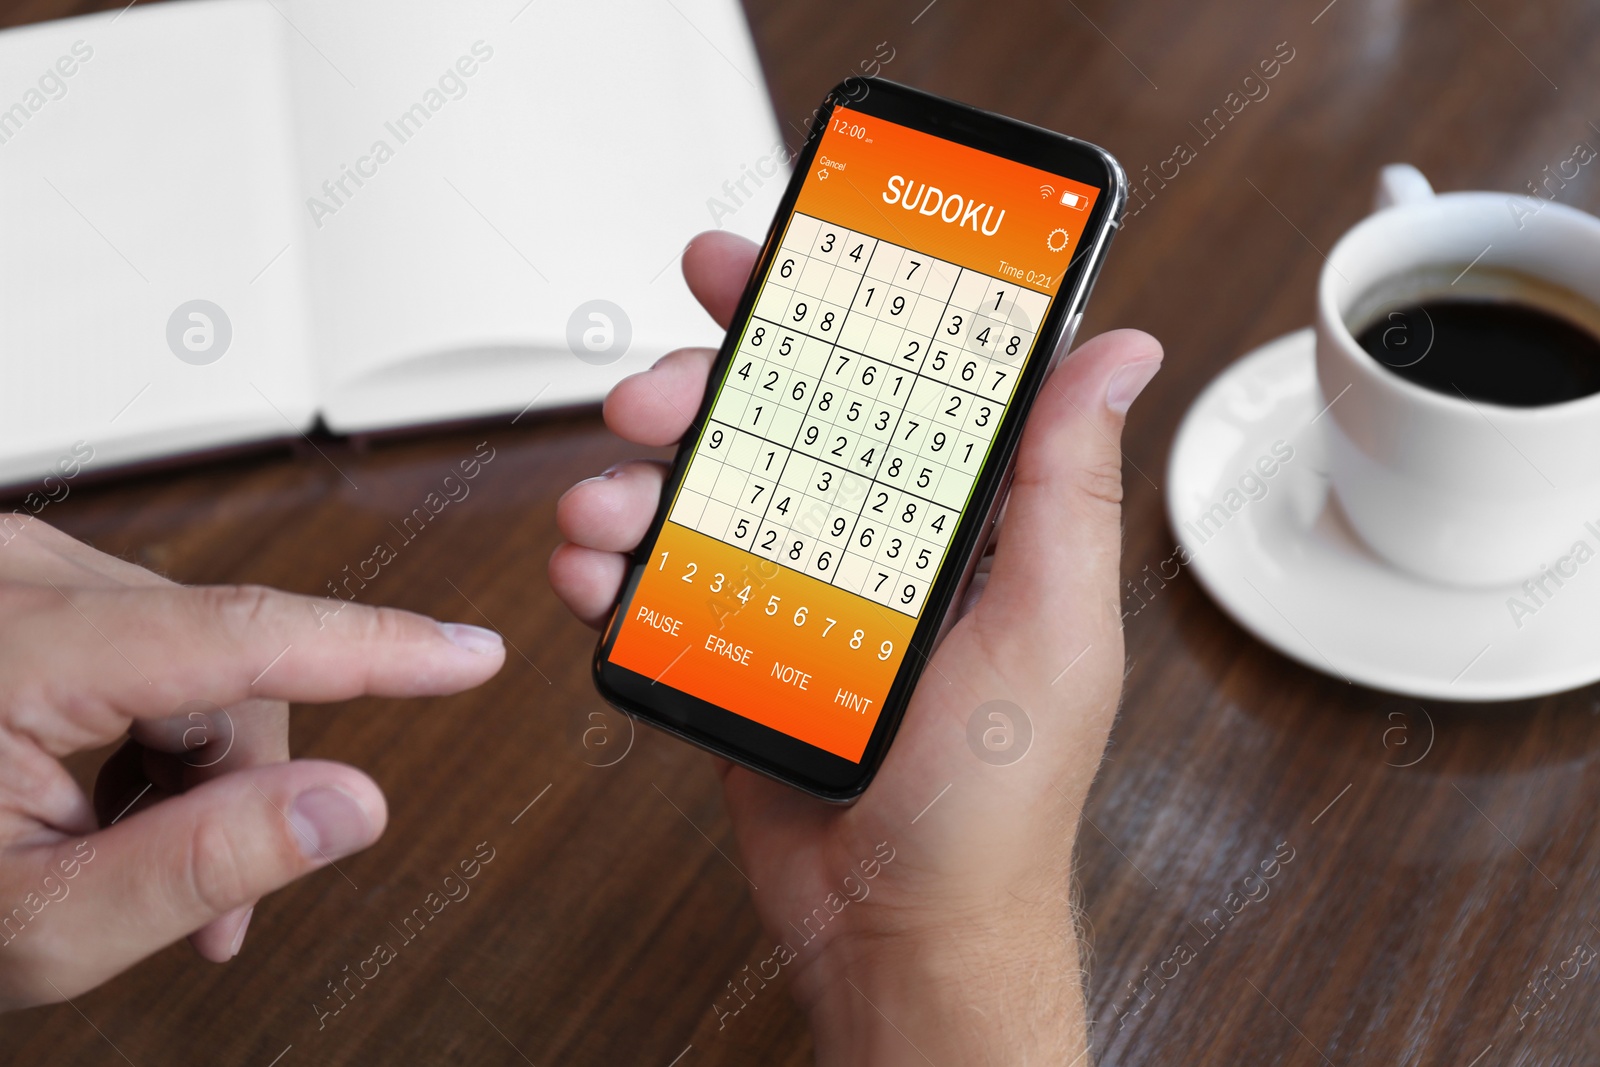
[1046,227,1070,253]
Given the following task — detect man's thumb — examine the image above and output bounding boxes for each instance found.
[8,760,384,1007]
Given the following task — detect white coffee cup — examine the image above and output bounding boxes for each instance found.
[1315,164,1600,588]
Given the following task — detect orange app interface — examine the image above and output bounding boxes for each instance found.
[607,106,1100,762]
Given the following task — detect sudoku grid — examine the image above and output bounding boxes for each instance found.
[667,212,1052,617]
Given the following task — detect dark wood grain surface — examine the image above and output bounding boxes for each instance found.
[4,0,1600,1063]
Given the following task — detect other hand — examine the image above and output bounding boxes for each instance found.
[0,517,504,1010]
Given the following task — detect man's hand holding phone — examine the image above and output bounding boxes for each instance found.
[552,230,1161,1064]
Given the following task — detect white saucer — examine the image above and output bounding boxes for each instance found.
[1165,328,1600,702]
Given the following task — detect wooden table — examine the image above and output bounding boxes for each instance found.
[5,0,1598,1063]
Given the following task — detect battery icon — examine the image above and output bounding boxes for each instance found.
[1060,190,1088,210]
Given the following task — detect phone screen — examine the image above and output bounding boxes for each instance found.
[603,103,1103,764]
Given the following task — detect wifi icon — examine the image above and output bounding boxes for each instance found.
[1039,184,1056,200]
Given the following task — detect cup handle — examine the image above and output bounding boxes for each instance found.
[1372,163,1434,212]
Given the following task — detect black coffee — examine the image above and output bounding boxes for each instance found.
[1355,298,1600,406]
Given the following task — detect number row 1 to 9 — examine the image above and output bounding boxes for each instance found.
[659,549,908,649]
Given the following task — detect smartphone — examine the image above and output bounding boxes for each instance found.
[592,78,1125,800]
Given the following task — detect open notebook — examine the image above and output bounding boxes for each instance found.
[0,0,784,488]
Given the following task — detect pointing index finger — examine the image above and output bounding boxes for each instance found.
[9,583,505,747]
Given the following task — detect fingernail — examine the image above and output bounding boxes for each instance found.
[288,787,376,862]
[229,907,254,958]
[1105,360,1162,414]
[573,467,622,489]
[438,622,504,654]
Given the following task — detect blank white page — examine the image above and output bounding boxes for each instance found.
[0,0,317,487]
[279,0,786,431]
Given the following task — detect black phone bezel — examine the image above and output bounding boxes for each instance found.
[592,78,1125,801]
